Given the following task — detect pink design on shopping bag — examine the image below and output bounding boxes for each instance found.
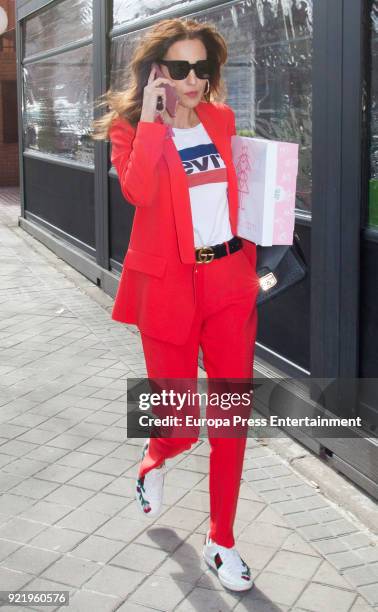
[272,143,299,244]
[235,144,252,210]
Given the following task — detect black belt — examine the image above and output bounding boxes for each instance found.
[195,235,242,264]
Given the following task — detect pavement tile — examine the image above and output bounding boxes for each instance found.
[295,582,357,611]
[0,440,38,457]
[0,540,21,562]
[24,446,69,463]
[154,538,205,583]
[234,600,290,611]
[312,559,356,589]
[45,434,88,450]
[33,464,82,484]
[281,532,320,556]
[164,468,205,489]
[128,574,193,610]
[116,602,156,611]
[238,522,293,548]
[0,545,61,575]
[18,500,73,525]
[28,526,87,553]
[67,590,121,612]
[0,454,14,469]
[160,483,189,506]
[67,470,115,491]
[134,526,191,554]
[340,533,376,550]
[0,518,46,544]
[55,451,103,469]
[263,549,322,580]
[83,564,145,598]
[343,564,378,588]
[78,491,128,515]
[175,454,209,474]
[245,570,307,606]
[2,458,49,478]
[88,456,133,476]
[0,493,36,517]
[110,542,168,573]
[156,506,208,532]
[41,556,102,587]
[254,505,290,527]
[75,439,120,456]
[312,537,350,555]
[69,534,125,563]
[326,550,367,571]
[355,547,378,564]
[94,516,146,543]
[17,428,60,445]
[8,477,60,499]
[356,582,378,606]
[55,507,109,533]
[0,566,31,590]
[175,585,240,611]
[349,595,377,611]
[43,484,95,507]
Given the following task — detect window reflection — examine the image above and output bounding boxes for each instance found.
[369,0,378,228]
[23,45,94,165]
[24,0,93,58]
[110,0,313,212]
[113,0,196,27]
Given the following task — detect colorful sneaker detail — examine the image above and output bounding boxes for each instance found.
[135,440,166,518]
[202,531,254,591]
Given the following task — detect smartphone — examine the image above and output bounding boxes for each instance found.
[152,62,179,118]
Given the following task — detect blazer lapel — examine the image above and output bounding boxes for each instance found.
[162,101,238,264]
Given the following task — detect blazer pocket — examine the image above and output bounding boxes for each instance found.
[123,248,167,278]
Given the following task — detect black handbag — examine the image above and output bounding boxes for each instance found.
[255,231,307,305]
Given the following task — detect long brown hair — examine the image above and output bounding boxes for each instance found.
[91,17,228,141]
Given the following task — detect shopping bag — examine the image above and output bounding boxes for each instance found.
[231,135,299,246]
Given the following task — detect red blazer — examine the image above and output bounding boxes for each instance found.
[109,100,257,345]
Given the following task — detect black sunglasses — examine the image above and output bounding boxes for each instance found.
[158,59,212,80]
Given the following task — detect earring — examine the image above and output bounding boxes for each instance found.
[203,79,210,96]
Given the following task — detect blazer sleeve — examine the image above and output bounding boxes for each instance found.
[109,118,168,208]
[227,105,237,138]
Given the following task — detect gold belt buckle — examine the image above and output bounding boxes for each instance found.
[195,245,215,263]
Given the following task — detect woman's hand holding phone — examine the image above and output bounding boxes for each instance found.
[140,64,177,123]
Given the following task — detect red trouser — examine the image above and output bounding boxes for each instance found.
[138,247,258,548]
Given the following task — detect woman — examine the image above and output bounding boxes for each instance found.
[92,17,259,592]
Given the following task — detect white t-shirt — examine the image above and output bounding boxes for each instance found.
[171,121,234,248]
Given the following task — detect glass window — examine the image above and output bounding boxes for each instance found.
[23,45,94,165]
[24,0,93,58]
[369,0,378,228]
[110,0,313,212]
[113,0,196,28]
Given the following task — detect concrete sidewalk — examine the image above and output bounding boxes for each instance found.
[0,188,377,612]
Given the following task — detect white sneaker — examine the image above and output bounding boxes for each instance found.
[202,531,254,591]
[135,440,166,517]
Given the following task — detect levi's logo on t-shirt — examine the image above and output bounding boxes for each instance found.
[177,143,228,188]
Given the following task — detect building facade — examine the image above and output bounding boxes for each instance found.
[14,0,378,498]
[0,0,18,185]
